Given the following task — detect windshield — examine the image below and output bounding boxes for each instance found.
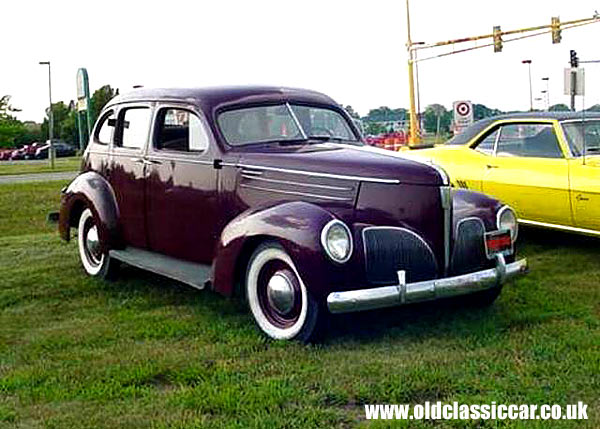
[217,103,359,146]
[561,120,600,156]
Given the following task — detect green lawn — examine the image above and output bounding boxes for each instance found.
[0,181,598,428]
[0,157,81,176]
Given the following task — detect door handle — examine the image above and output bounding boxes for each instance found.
[146,159,162,165]
[576,194,589,201]
[486,164,499,169]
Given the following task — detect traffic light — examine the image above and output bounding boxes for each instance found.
[551,17,561,44]
[570,50,579,68]
[493,26,502,53]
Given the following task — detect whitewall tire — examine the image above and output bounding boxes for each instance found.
[77,208,117,278]
[245,242,321,342]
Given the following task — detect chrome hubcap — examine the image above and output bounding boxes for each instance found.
[86,225,102,264]
[266,272,295,315]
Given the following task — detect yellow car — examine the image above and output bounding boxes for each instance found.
[405,112,600,236]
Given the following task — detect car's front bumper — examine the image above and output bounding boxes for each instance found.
[326,254,528,314]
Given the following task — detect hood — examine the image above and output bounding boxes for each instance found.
[236,143,446,186]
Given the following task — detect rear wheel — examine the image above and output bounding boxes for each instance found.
[77,208,118,279]
[245,242,322,342]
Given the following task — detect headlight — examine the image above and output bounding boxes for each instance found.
[497,206,518,242]
[321,220,353,263]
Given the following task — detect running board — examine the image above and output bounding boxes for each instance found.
[109,247,211,290]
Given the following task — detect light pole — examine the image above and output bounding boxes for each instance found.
[405,0,422,146]
[39,61,54,168]
[522,60,533,111]
[541,77,550,110]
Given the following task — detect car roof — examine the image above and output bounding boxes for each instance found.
[447,111,600,145]
[105,86,338,116]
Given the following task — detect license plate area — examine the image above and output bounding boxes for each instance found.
[485,229,513,259]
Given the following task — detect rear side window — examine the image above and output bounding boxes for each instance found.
[473,128,499,155]
[95,111,114,145]
[117,107,151,150]
[155,108,209,152]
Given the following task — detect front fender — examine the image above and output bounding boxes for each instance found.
[452,188,503,232]
[212,201,342,298]
[58,171,121,250]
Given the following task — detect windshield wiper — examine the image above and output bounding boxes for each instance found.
[307,135,344,142]
[277,137,310,146]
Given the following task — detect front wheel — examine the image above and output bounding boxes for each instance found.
[245,242,323,342]
[77,208,118,279]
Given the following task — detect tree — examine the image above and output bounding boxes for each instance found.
[549,103,570,112]
[585,104,600,112]
[473,104,503,120]
[344,105,360,120]
[90,85,117,125]
[0,95,27,148]
[41,101,78,144]
[423,104,451,134]
[364,122,387,135]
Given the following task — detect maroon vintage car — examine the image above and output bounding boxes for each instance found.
[59,86,527,341]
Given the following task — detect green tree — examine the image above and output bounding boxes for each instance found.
[344,105,360,120]
[423,104,452,134]
[549,103,570,112]
[364,122,387,135]
[41,101,78,144]
[0,95,27,148]
[473,104,503,120]
[90,85,117,125]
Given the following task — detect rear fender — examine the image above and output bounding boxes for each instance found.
[58,171,121,251]
[212,201,342,298]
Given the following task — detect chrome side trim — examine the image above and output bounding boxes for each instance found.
[236,163,400,184]
[146,155,213,165]
[519,219,600,236]
[327,256,528,314]
[239,183,354,201]
[241,175,354,191]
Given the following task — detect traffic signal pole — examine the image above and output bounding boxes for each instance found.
[405,0,421,146]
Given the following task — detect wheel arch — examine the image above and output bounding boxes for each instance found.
[212,201,342,299]
[58,171,122,251]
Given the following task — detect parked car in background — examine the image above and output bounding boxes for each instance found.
[34,141,77,159]
[59,86,527,341]
[404,112,600,237]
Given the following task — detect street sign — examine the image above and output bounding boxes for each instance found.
[564,68,585,96]
[453,100,473,134]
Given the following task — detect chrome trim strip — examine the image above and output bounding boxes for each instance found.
[239,183,354,201]
[237,163,400,184]
[241,175,354,191]
[440,186,452,275]
[320,219,354,263]
[518,219,600,236]
[327,256,528,314]
[146,155,213,165]
[361,226,438,275]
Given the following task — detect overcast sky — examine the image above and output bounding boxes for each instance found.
[2,0,599,122]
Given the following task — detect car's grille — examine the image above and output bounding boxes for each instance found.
[363,227,438,285]
[450,218,490,276]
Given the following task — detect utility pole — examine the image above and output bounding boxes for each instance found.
[405,0,421,146]
[522,60,533,111]
[39,61,54,169]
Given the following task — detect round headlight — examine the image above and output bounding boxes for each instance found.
[321,220,353,263]
[497,206,518,242]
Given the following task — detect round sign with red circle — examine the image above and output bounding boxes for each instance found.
[456,102,471,117]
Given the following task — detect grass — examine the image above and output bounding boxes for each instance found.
[0,181,598,428]
[0,157,81,176]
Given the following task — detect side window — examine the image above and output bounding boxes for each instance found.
[496,123,563,158]
[155,108,209,152]
[94,111,115,145]
[117,107,151,150]
[473,128,499,155]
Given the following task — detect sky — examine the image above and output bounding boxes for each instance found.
[2,0,599,122]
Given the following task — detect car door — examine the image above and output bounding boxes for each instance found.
[108,103,154,248]
[482,121,572,226]
[145,104,219,263]
[562,119,600,232]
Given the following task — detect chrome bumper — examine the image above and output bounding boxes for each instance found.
[327,255,528,314]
